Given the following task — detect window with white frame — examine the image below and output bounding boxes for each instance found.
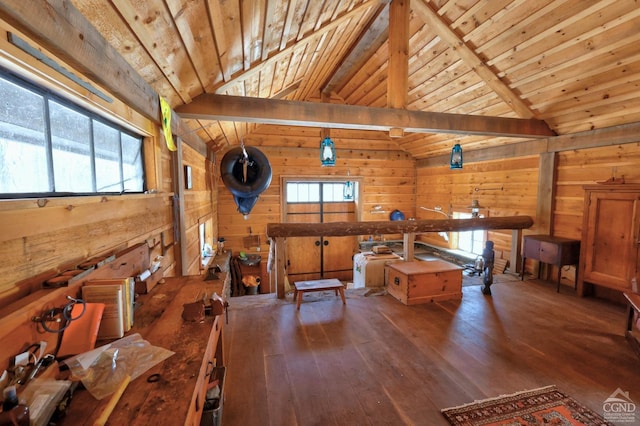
[286,181,356,203]
[0,69,145,197]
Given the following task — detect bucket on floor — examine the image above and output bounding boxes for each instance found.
[242,275,261,295]
[244,285,259,295]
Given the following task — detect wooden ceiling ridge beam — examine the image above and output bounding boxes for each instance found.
[0,0,207,154]
[411,0,535,120]
[214,0,381,95]
[175,93,555,138]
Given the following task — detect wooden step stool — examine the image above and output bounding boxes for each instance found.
[293,278,346,310]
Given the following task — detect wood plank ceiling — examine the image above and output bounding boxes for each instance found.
[67,0,640,160]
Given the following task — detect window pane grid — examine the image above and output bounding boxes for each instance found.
[286,181,356,203]
[0,70,145,197]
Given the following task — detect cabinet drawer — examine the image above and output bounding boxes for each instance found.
[539,241,559,264]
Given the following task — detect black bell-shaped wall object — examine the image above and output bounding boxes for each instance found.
[220,146,272,215]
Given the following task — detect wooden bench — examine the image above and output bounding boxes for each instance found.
[293,278,346,310]
[623,292,640,358]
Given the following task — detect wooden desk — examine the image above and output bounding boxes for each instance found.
[521,235,580,292]
[61,274,227,426]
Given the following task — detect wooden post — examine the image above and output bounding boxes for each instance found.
[275,237,286,299]
[403,232,415,260]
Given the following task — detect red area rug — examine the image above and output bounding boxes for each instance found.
[441,385,612,425]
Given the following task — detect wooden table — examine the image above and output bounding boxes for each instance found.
[521,234,580,292]
[293,278,346,310]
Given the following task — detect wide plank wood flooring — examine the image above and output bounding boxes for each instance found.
[221,277,640,425]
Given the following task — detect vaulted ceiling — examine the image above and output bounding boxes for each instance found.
[62,0,640,159]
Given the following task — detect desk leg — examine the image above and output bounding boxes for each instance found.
[339,288,346,305]
[521,257,526,280]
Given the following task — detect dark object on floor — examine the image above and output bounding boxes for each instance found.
[481,241,494,295]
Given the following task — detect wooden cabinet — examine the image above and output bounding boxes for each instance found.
[521,235,580,292]
[578,184,640,296]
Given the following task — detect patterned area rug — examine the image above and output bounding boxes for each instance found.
[441,385,613,426]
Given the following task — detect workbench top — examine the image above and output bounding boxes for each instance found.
[60,273,227,426]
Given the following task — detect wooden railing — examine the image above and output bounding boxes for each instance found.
[266,216,534,298]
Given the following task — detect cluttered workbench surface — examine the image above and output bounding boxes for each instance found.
[50,260,227,425]
[58,273,227,425]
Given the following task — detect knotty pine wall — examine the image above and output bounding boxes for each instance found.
[554,143,640,239]
[417,140,640,285]
[182,143,218,276]
[416,156,539,265]
[216,125,415,269]
[0,60,214,311]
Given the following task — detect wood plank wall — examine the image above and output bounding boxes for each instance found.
[416,139,640,284]
[216,124,415,259]
[0,136,176,307]
[555,143,640,239]
[416,156,539,264]
[182,143,217,275]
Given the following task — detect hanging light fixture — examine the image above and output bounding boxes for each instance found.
[343,180,354,200]
[320,136,336,167]
[467,199,486,218]
[450,143,463,169]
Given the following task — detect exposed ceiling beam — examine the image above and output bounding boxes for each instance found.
[387,0,409,109]
[412,0,535,119]
[176,94,555,138]
[416,121,640,168]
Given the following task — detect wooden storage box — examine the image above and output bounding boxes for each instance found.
[386,260,463,305]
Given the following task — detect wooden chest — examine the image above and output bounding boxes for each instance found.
[386,260,463,305]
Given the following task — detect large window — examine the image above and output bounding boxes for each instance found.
[0,70,144,197]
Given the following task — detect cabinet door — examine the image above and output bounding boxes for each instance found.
[583,191,640,291]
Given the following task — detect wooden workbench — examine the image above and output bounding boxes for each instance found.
[60,273,228,425]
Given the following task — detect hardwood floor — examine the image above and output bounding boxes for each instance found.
[221,276,639,425]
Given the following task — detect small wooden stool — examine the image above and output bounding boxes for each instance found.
[293,278,346,310]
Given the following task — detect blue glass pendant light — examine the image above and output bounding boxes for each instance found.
[450,143,463,169]
[320,136,336,167]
